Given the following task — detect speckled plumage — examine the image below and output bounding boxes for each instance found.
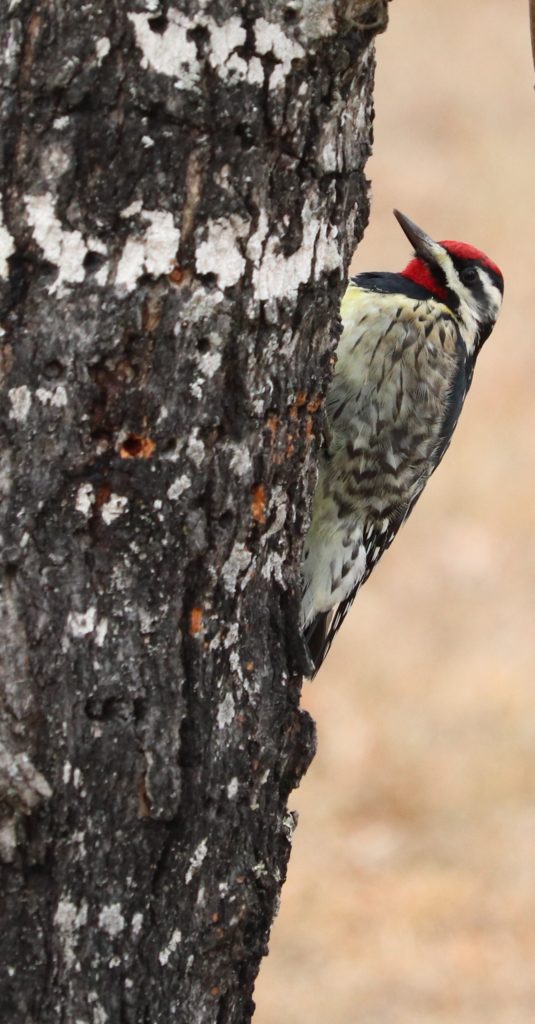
[301,212,503,672]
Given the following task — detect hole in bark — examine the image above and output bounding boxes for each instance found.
[83,250,107,273]
[8,253,35,305]
[235,123,255,149]
[161,437,178,453]
[147,13,168,33]
[283,6,299,22]
[133,697,146,722]
[85,696,107,720]
[120,434,156,459]
[197,337,210,354]
[178,716,197,768]
[121,435,143,457]
[43,359,64,379]
[187,24,210,49]
[217,511,234,528]
[90,428,113,450]
[199,272,217,288]
[85,695,129,721]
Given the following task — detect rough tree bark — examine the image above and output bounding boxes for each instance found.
[0,2,387,1021]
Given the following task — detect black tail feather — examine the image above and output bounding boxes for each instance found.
[304,612,331,677]
[304,593,356,676]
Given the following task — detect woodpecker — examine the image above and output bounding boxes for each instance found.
[301,210,503,673]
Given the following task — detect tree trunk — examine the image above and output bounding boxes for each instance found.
[0,2,387,1021]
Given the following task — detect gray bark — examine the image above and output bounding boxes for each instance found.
[0,1,387,1021]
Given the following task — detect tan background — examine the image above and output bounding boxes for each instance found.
[255,2,535,1022]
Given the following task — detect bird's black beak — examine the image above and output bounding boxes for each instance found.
[393,209,442,265]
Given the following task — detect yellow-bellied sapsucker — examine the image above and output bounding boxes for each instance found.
[302,210,504,672]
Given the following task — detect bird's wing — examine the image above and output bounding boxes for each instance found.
[303,291,469,675]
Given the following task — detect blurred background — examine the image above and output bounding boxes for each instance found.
[255,2,535,1022]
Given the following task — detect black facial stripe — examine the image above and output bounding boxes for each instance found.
[463,271,487,305]
[451,255,504,295]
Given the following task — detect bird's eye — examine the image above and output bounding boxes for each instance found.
[460,266,479,285]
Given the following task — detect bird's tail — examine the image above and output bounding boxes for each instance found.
[304,611,331,677]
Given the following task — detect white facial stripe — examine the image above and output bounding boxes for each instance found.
[476,266,503,321]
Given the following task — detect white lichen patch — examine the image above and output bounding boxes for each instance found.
[227,777,239,799]
[120,199,143,219]
[128,10,199,87]
[247,56,264,85]
[158,928,182,966]
[229,445,252,480]
[193,332,222,375]
[204,16,262,83]
[319,133,338,174]
[167,474,191,501]
[314,220,341,276]
[185,838,208,884]
[0,746,53,809]
[253,225,312,299]
[246,209,269,265]
[98,903,126,939]
[261,552,284,585]
[252,199,340,301]
[195,217,247,290]
[75,482,95,517]
[229,650,241,675]
[54,898,88,969]
[25,193,88,295]
[144,211,180,274]
[254,17,305,89]
[207,16,246,76]
[0,819,17,863]
[35,384,68,408]
[8,385,31,422]
[94,618,108,647]
[115,238,144,287]
[221,542,252,592]
[187,430,205,467]
[223,622,240,649]
[262,486,288,540]
[138,607,156,635]
[40,141,72,182]
[131,912,143,937]
[174,283,224,327]
[217,692,235,729]
[115,210,180,292]
[299,0,337,38]
[95,37,111,63]
[101,494,129,525]
[0,194,15,278]
[129,9,263,88]
[67,607,97,638]
[89,993,108,1024]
